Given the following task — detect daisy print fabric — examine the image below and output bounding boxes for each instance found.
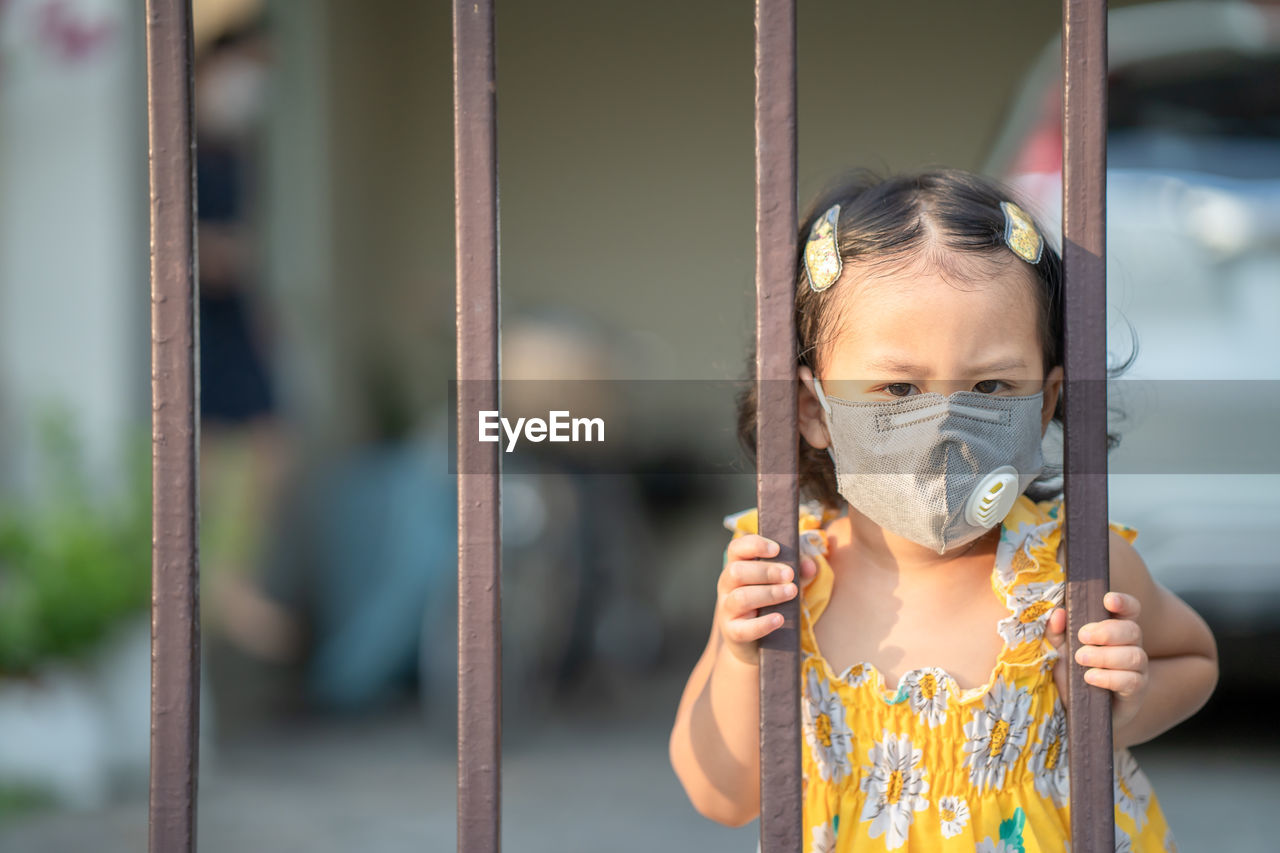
[804,667,856,785]
[962,678,1034,792]
[998,581,1064,648]
[723,496,1179,851]
[859,730,931,848]
[904,668,950,728]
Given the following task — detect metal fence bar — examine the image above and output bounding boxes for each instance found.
[145,1,200,851]
[753,1,801,851]
[1061,0,1114,849]
[453,1,502,851]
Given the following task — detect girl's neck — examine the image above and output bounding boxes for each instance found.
[825,501,1001,579]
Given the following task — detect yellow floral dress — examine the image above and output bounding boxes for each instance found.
[724,495,1177,852]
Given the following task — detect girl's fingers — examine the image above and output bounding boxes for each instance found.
[1104,591,1141,619]
[1075,643,1147,673]
[1044,607,1067,651]
[725,559,795,588]
[1078,617,1142,648]
[726,534,780,561]
[800,557,817,581]
[1082,666,1146,698]
[724,610,785,644]
[726,581,799,616]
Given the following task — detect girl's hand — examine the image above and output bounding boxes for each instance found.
[717,534,817,666]
[1045,592,1149,732]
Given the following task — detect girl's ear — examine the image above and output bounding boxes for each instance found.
[1041,365,1064,434]
[797,365,832,450]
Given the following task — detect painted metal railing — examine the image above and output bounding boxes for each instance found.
[752,2,802,852]
[143,0,1113,850]
[453,1,503,851]
[1060,1,1115,848]
[146,1,200,851]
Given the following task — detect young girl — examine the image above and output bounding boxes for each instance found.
[669,168,1218,852]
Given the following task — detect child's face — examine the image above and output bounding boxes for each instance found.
[797,257,1063,450]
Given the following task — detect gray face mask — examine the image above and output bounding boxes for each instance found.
[812,377,1047,554]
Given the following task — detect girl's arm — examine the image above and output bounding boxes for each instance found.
[668,605,765,827]
[669,534,816,827]
[1051,531,1219,750]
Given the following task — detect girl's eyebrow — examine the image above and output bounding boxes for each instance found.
[970,358,1029,374]
[864,357,931,375]
[860,356,1029,375]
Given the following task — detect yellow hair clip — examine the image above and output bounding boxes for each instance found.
[1000,200,1044,264]
[804,204,843,292]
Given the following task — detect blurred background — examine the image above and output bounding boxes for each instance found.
[1,0,1278,850]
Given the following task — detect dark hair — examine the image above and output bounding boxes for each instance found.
[735,166,1131,509]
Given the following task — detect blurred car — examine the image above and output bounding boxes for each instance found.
[980,0,1280,685]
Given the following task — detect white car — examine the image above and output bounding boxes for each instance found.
[981,0,1280,683]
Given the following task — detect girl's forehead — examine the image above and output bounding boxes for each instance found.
[846,251,1030,295]
[817,260,1042,371]
[830,254,1037,314]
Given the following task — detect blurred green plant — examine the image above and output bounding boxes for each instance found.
[0,783,57,822]
[0,410,151,676]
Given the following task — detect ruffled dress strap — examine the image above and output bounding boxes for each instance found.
[991,497,1069,670]
[993,495,1142,669]
[1110,517,1139,545]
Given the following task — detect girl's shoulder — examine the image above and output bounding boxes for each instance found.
[994,496,1068,592]
[721,494,1138,571]
[723,500,840,560]
[995,495,1140,588]
[1001,495,1139,545]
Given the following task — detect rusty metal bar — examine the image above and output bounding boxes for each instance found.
[453,0,501,851]
[146,1,200,851]
[1062,0,1114,849]
[753,1,800,851]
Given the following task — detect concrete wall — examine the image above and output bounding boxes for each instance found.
[0,0,147,497]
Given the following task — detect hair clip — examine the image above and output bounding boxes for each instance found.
[804,204,843,292]
[1000,200,1044,264]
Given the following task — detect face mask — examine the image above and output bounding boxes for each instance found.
[811,377,1046,554]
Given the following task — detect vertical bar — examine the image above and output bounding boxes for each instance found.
[454,1,501,851]
[146,1,200,851]
[754,2,800,852]
[1061,0,1114,849]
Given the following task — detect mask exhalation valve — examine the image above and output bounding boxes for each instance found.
[964,465,1021,528]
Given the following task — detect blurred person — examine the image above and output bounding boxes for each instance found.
[270,311,662,730]
[669,168,1217,850]
[193,19,302,668]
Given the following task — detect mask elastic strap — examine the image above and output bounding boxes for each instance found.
[811,376,837,466]
[811,375,832,416]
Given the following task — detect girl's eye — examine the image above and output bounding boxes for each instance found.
[885,383,916,397]
[973,380,1003,394]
